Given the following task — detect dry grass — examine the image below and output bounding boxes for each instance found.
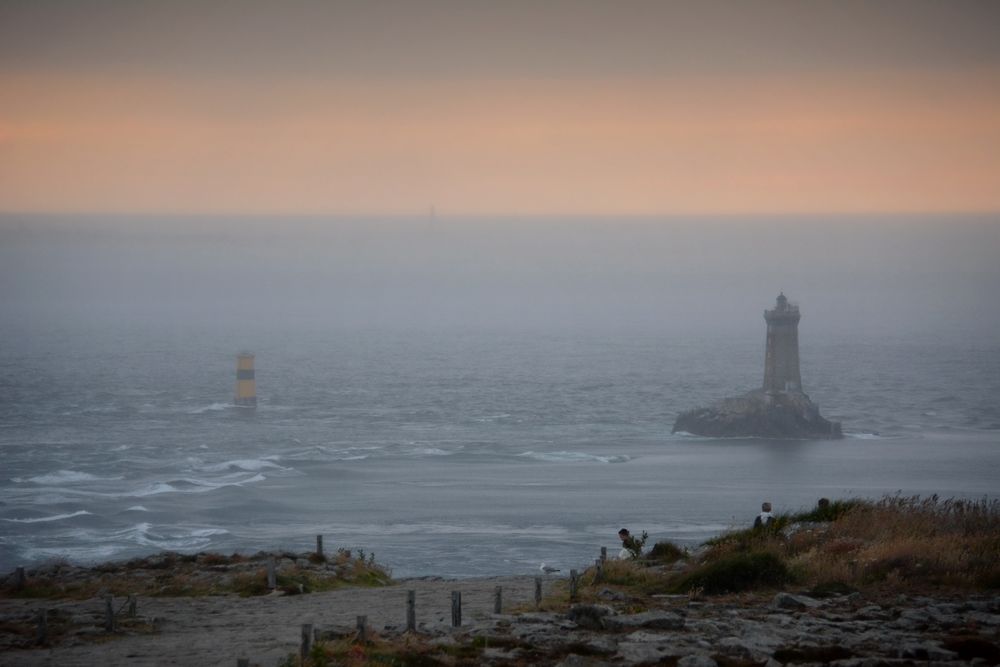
[797,496,1000,589]
[701,495,1000,594]
[2,550,393,600]
[560,496,1000,600]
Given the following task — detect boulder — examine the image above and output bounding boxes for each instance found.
[602,610,685,631]
[677,655,718,667]
[673,389,841,439]
[567,604,614,630]
[772,592,823,610]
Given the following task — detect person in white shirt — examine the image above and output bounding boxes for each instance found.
[754,501,774,528]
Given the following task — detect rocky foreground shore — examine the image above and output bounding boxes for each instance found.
[2,555,999,666]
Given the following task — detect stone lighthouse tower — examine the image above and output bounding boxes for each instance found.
[763,293,802,393]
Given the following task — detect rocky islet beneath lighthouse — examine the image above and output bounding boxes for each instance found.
[673,293,842,439]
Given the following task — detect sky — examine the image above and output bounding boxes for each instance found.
[2,0,999,217]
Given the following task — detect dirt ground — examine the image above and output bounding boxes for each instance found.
[0,575,542,666]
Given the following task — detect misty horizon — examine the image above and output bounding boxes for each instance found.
[2,213,998,343]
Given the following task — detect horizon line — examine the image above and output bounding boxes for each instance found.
[2,209,999,221]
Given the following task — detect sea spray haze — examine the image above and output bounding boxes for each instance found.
[1,215,998,576]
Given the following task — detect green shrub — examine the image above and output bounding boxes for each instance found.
[792,499,865,523]
[671,551,791,594]
[647,541,686,563]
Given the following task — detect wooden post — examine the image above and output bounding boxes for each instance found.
[104,594,115,632]
[534,577,542,607]
[451,591,462,627]
[569,569,579,601]
[14,566,25,591]
[493,585,502,614]
[356,615,367,643]
[600,546,607,563]
[267,557,277,590]
[595,559,604,583]
[36,609,47,645]
[406,590,416,632]
[127,594,137,618]
[300,623,313,661]
[316,534,324,558]
[237,660,249,667]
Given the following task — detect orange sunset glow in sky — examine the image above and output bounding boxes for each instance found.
[2,0,999,217]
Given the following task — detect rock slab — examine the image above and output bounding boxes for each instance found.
[673,389,842,439]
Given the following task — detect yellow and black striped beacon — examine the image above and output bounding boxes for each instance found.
[235,353,257,408]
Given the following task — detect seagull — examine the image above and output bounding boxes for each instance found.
[540,562,561,574]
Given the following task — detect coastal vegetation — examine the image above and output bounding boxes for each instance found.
[289,495,1000,666]
[4,495,998,664]
[583,495,1000,599]
[2,548,391,600]
[683,495,1000,594]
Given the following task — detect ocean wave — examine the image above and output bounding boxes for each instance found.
[19,470,105,485]
[270,446,380,462]
[125,505,149,512]
[627,522,732,536]
[2,510,92,524]
[846,432,884,440]
[199,458,290,473]
[188,402,232,414]
[129,473,266,498]
[409,447,452,457]
[319,522,570,537]
[474,413,512,422]
[518,451,631,464]
[107,523,230,550]
[21,544,123,563]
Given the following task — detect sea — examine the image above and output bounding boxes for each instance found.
[1,215,999,577]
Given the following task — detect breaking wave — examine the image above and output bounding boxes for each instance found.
[20,470,99,485]
[517,451,631,464]
[129,473,266,498]
[199,458,290,473]
[188,402,232,414]
[3,510,92,524]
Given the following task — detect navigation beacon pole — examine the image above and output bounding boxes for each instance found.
[235,353,257,408]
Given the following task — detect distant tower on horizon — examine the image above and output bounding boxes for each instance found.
[235,353,257,408]
[763,293,802,393]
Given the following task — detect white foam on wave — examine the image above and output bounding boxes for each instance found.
[518,451,631,464]
[475,413,512,422]
[2,510,92,524]
[271,445,388,463]
[125,505,149,512]
[20,470,105,485]
[199,458,289,473]
[846,432,884,440]
[411,447,452,457]
[128,473,266,498]
[22,544,123,563]
[130,483,178,497]
[188,402,231,414]
[102,523,230,550]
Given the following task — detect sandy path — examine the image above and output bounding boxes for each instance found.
[1,576,544,666]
